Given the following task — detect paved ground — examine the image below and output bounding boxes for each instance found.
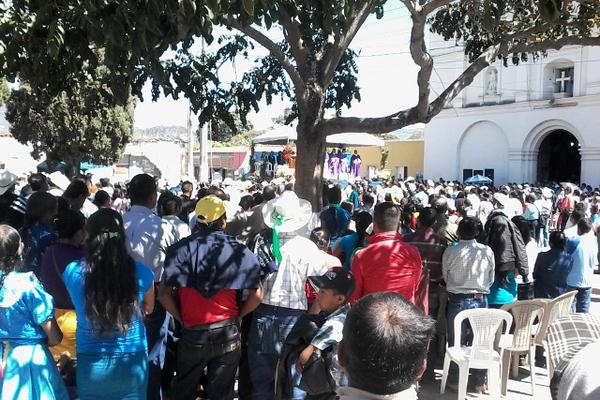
[418,273,600,400]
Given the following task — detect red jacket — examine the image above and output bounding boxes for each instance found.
[350,232,423,305]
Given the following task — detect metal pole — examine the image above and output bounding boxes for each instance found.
[186,100,195,179]
[198,38,210,183]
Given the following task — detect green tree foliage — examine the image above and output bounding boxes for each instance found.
[5,69,134,177]
[2,0,600,204]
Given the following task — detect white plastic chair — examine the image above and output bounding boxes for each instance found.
[499,300,545,396]
[440,308,513,400]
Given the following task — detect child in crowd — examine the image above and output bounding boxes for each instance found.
[40,209,86,367]
[277,268,355,400]
[0,224,68,398]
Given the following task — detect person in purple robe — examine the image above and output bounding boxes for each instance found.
[351,150,362,177]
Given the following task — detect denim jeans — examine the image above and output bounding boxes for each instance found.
[173,322,241,400]
[145,300,170,400]
[446,294,488,386]
[568,286,592,313]
[247,304,305,400]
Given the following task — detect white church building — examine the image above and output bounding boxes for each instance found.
[424,34,600,187]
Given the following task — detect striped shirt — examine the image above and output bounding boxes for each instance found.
[442,239,495,295]
[9,195,29,215]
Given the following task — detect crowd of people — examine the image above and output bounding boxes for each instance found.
[0,168,598,400]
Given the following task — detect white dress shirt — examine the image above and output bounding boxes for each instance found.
[162,215,191,243]
[123,205,176,282]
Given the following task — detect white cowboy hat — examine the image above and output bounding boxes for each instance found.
[222,177,234,186]
[0,170,17,196]
[493,193,510,208]
[48,171,71,191]
[262,191,312,233]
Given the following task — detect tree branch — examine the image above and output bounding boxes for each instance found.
[509,35,600,54]
[427,42,505,118]
[321,107,420,135]
[222,17,305,94]
[422,0,452,15]
[320,0,374,87]
[278,5,311,80]
[409,10,433,119]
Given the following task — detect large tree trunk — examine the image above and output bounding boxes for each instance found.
[293,84,327,210]
[294,122,326,211]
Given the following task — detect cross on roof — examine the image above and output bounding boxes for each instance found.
[556,69,572,93]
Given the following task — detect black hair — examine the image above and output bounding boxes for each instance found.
[84,208,138,335]
[570,209,583,224]
[418,207,438,228]
[263,185,276,202]
[157,191,182,217]
[310,228,330,251]
[129,174,157,205]
[93,190,111,208]
[54,209,86,240]
[355,211,373,247]
[208,186,228,201]
[373,202,400,232]
[63,180,89,199]
[578,218,593,235]
[181,181,193,194]
[239,195,255,211]
[457,216,482,240]
[341,292,435,395]
[253,192,264,205]
[0,225,22,288]
[363,193,375,206]
[24,192,58,228]
[327,185,342,204]
[341,201,354,216]
[549,231,566,250]
[99,178,111,188]
[28,173,48,192]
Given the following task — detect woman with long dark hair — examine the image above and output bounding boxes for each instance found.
[63,208,154,399]
[0,224,68,398]
[332,211,373,269]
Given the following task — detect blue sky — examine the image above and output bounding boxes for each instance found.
[133,4,423,130]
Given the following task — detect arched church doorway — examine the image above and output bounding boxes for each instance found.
[537,129,581,183]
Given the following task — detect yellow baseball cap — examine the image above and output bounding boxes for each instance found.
[195,195,226,224]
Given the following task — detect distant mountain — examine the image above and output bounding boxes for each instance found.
[134,125,188,141]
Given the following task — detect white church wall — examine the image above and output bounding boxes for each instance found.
[458,121,509,183]
[425,96,600,186]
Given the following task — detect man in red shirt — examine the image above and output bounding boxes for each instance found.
[350,202,423,305]
[159,195,263,400]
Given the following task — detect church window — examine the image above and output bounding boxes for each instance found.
[554,67,574,97]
